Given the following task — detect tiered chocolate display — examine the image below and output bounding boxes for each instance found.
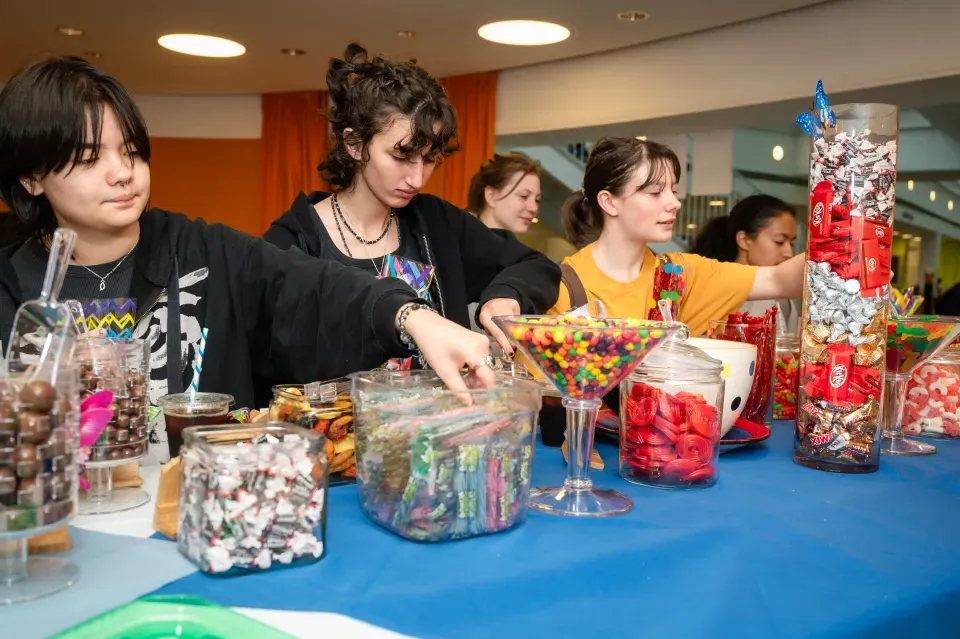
[794,85,899,473]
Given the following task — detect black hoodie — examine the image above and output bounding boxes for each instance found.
[0,209,423,411]
[263,192,560,328]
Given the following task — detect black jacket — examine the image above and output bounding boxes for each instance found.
[263,192,560,328]
[0,209,422,409]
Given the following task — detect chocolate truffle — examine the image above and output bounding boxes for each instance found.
[15,444,38,478]
[19,381,56,413]
[18,412,51,444]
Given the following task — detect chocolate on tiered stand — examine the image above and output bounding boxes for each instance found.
[793,86,899,473]
[79,338,152,514]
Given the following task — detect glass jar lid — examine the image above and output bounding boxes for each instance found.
[776,333,801,350]
[630,337,722,381]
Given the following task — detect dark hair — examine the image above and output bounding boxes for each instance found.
[561,137,681,248]
[0,56,151,238]
[467,152,541,214]
[691,194,796,262]
[320,43,458,190]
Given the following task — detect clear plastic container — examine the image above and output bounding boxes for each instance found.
[178,423,327,575]
[157,392,234,459]
[51,595,296,638]
[270,378,355,480]
[619,339,724,488]
[904,345,960,439]
[350,370,541,541]
[773,334,801,420]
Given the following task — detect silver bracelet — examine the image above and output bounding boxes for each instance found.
[397,302,435,351]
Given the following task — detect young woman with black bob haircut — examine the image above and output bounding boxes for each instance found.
[0,56,499,434]
[691,194,800,333]
[264,44,560,357]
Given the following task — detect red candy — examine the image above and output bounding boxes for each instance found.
[903,362,960,438]
[620,382,719,487]
[708,309,777,425]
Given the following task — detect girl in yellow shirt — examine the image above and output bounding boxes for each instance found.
[551,137,805,335]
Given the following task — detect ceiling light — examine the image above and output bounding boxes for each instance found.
[532,217,539,224]
[687,223,696,230]
[709,200,725,207]
[617,11,650,22]
[913,236,922,242]
[56,27,85,36]
[930,190,936,202]
[280,48,306,57]
[950,200,955,211]
[478,20,570,46]
[83,51,103,59]
[636,135,647,141]
[772,145,784,161]
[158,34,246,58]
[902,234,913,239]
[907,180,914,191]
[397,30,416,39]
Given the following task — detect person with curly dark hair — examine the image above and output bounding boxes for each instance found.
[0,55,504,456]
[263,44,560,360]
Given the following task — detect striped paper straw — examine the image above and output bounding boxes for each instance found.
[189,328,208,397]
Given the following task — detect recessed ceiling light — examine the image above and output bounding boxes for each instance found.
[158,34,246,58]
[950,200,955,211]
[57,27,85,37]
[907,180,914,191]
[83,51,103,59]
[280,48,306,57]
[397,30,416,39]
[636,135,647,141]
[930,190,936,202]
[913,236,922,242]
[532,217,539,224]
[478,20,570,46]
[709,200,726,207]
[772,145,784,161]
[687,223,696,230]
[902,234,913,239]
[617,11,650,23]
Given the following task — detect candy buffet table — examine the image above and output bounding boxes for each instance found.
[146,422,960,639]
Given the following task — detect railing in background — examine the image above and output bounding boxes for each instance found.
[566,143,592,164]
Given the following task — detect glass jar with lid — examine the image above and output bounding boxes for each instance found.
[619,339,724,489]
[903,343,960,439]
[773,334,801,420]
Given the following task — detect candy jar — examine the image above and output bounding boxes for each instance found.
[270,379,355,482]
[495,315,679,517]
[904,344,960,440]
[794,102,898,474]
[178,423,328,575]
[773,335,801,420]
[620,339,723,489]
[0,360,81,604]
[350,371,541,541]
[78,338,151,514]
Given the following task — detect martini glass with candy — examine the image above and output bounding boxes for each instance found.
[494,315,678,517]
[882,316,960,455]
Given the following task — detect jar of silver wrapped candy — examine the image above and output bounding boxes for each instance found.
[350,371,542,542]
[178,423,328,576]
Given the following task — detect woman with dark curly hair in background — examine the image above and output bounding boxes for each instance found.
[263,44,560,361]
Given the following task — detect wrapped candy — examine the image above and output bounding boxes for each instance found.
[902,348,960,439]
[774,335,801,420]
[794,87,898,473]
[177,424,327,575]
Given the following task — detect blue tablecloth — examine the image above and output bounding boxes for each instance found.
[152,423,960,638]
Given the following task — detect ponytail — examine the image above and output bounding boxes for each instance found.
[691,216,737,262]
[562,191,599,249]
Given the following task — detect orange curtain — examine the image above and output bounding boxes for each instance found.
[259,91,328,233]
[439,71,498,210]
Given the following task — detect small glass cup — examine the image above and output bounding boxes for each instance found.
[156,393,234,459]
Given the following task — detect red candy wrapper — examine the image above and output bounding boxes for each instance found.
[708,308,777,426]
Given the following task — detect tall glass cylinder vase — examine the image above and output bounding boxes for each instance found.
[793,104,899,474]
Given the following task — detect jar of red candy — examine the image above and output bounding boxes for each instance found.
[619,339,723,489]
[774,335,801,420]
[903,344,960,439]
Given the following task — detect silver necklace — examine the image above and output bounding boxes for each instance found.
[77,243,137,292]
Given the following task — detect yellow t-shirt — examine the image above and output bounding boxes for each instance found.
[547,243,758,337]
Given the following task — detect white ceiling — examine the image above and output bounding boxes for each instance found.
[0,0,830,94]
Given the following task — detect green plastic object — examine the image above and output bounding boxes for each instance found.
[51,595,296,639]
